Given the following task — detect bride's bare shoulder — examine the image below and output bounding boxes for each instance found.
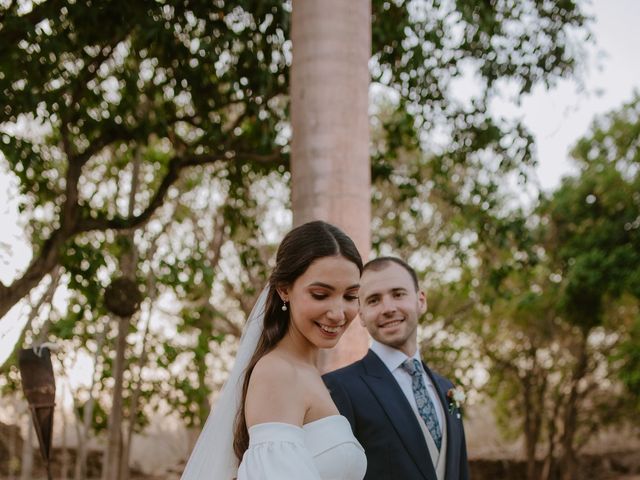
[244,352,306,426]
[253,350,299,379]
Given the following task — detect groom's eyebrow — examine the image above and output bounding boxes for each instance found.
[308,282,360,290]
[362,292,379,303]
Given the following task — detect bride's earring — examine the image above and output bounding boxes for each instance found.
[281,300,288,311]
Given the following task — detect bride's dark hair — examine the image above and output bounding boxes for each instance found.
[232,220,363,461]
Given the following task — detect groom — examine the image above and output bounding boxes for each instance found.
[323,257,470,480]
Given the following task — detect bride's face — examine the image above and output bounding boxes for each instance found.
[281,255,360,350]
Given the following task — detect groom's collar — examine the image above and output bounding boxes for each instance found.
[370,340,421,374]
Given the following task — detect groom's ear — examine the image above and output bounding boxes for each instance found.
[418,290,427,314]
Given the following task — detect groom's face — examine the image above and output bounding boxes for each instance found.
[358,262,426,357]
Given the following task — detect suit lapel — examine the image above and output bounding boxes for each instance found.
[361,350,437,480]
[423,363,458,480]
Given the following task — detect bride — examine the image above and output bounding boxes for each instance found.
[181,221,367,480]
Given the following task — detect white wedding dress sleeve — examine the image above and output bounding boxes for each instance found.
[236,423,322,480]
[238,416,366,480]
[181,287,269,480]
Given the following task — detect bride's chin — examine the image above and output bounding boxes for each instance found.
[311,334,344,349]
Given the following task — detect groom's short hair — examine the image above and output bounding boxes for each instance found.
[362,257,419,291]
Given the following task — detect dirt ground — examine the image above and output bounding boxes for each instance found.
[2,442,639,479]
[3,451,640,480]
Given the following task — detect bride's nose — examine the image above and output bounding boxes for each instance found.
[326,303,346,323]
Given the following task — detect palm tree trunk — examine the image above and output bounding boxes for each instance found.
[290,0,372,372]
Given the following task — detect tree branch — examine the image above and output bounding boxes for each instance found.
[0,144,282,320]
[76,151,285,233]
[0,268,61,371]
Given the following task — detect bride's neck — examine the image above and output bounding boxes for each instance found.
[277,333,319,366]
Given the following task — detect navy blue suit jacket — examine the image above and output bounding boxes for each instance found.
[323,350,470,480]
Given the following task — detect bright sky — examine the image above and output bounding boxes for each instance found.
[1,1,640,364]
[493,0,640,191]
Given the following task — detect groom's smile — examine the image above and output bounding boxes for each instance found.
[379,317,404,328]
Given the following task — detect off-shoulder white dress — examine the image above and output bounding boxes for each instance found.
[237,415,366,480]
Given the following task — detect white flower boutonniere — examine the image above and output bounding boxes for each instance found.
[447,386,465,419]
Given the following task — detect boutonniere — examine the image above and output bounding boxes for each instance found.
[447,386,465,419]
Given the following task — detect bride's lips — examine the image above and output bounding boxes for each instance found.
[316,322,345,337]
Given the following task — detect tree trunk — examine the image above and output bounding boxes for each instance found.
[60,408,69,480]
[541,396,561,480]
[0,231,69,321]
[560,332,589,480]
[0,146,83,318]
[119,414,132,480]
[74,322,107,480]
[522,375,539,480]
[73,412,89,480]
[9,419,18,480]
[521,351,546,480]
[119,304,153,480]
[290,0,372,372]
[101,315,128,480]
[73,405,93,480]
[1,268,60,372]
[19,416,34,480]
[103,156,141,480]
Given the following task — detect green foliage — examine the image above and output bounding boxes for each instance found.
[543,95,640,327]
[372,0,587,110]
[1,0,296,440]
[370,0,589,265]
[616,316,640,407]
[76,398,110,433]
[0,0,593,456]
[0,0,291,283]
[430,94,640,470]
[60,238,107,294]
[0,0,291,150]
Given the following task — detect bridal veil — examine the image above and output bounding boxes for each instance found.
[181,286,269,480]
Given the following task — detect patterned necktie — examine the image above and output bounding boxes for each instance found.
[402,358,442,450]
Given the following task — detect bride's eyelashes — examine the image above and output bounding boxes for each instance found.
[308,291,359,301]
